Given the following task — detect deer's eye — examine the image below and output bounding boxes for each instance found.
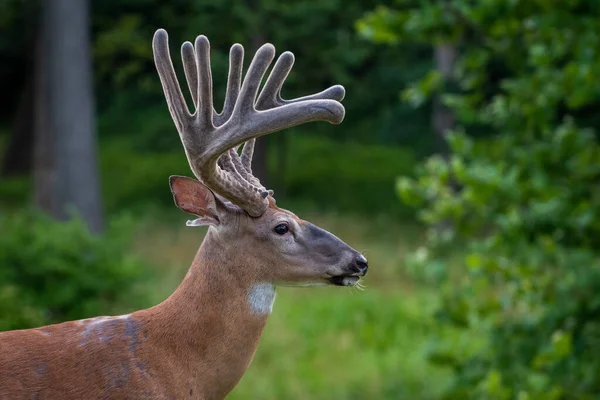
[273,223,289,235]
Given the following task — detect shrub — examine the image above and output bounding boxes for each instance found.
[0,209,148,331]
[401,127,600,399]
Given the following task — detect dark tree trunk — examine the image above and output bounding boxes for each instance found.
[41,0,103,232]
[2,78,34,177]
[0,1,37,178]
[33,27,56,215]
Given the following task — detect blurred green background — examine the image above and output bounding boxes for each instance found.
[2,0,600,399]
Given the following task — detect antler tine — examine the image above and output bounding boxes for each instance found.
[240,139,255,172]
[215,43,244,127]
[152,29,191,135]
[181,41,198,106]
[194,35,214,130]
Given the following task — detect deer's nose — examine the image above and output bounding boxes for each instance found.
[352,254,368,275]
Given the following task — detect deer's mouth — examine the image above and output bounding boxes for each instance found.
[328,275,361,287]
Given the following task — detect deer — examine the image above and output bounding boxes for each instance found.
[0,29,368,399]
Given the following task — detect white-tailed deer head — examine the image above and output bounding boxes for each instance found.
[154,28,368,288]
[0,29,368,400]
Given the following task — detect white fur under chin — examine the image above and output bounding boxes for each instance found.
[340,276,360,286]
[247,283,276,315]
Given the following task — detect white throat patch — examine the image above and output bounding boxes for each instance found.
[248,283,276,315]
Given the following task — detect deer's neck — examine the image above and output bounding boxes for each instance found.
[141,229,274,397]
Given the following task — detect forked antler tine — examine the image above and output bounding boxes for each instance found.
[181,41,198,106]
[194,36,213,128]
[152,29,191,132]
[256,52,345,110]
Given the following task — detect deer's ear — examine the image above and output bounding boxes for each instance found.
[169,176,220,226]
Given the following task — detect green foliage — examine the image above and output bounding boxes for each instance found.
[362,1,600,398]
[277,135,416,216]
[0,209,148,331]
[402,127,600,399]
[100,134,416,217]
[99,137,189,211]
[0,176,29,207]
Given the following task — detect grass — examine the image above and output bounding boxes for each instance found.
[130,208,459,399]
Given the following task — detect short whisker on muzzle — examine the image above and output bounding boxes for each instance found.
[354,281,366,292]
